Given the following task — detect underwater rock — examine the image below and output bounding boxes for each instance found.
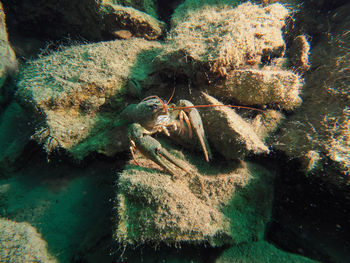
[250,109,285,142]
[160,2,304,111]
[16,39,162,160]
[1,0,163,44]
[101,3,165,40]
[114,148,274,246]
[194,92,269,159]
[164,2,288,72]
[288,35,311,74]
[215,240,318,263]
[209,68,303,111]
[101,0,160,19]
[0,218,57,263]
[273,2,350,186]
[0,3,16,89]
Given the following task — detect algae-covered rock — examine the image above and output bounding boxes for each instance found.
[114,147,274,246]
[250,109,285,141]
[0,218,57,263]
[288,35,311,74]
[16,39,162,160]
[216,241,318,263]
[101,0,161,22]
[208,68,303,111]
[2,0,164,43]
[273,3,350,186]
[193,92,269,159]
[160,2,304,111]
[168,2,288,71]
[0,3,16,89]
[101,3,165,40]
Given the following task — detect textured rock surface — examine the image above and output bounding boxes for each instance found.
[273,3,350,186]
[194,92,269,159]
[1,0,164,52]
[168,2,288,71]
[114,148,273,246]
[102,0,159,19]
[0,218,57,263]
[159,2,304,111]
[216,240,318,263]
[0,3,16,89]
[16,39,162,159]
[101,2,165,39]
[208,68,303,110]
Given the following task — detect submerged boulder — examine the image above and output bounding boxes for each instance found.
[16,39,162,160]
[160,2,304,110]
[273,3,350,187]
[0,218,57,263]
[101,2,165,40]
[2,0,163,42]
[114,147,274,246]
[0,3,16,90]
[193,92,269,159]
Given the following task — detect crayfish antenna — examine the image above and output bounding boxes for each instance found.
[166,87,176,105]
[170,104,264,112]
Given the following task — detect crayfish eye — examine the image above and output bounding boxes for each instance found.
[149,104,158,111]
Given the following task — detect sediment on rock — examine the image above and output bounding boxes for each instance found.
[114,149,274,246]
[16,39,162,160]
[208,68,303,111]
[101,3,166,40]
[273,2,350,186]
[0,218,57,263]
[192,92,269,159]
[158,1,304,111]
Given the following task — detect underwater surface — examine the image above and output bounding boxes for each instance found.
[0,0,349,262]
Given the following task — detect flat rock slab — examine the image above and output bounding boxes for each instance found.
[114,147,273,246]
[209,68,303,111]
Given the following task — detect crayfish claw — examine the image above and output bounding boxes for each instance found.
[128,123,188,178]
[177,100,212,162]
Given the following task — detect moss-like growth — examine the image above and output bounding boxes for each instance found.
[210,68,303,111]
[166,2,289,73]
[16,39,162,160]
[114,147,274,246]
[0,218,57,263]
[193,92,269,159]
[101,3,165,40]
[160,2,304,111]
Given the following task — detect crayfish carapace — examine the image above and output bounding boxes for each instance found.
[120,91,263,177]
